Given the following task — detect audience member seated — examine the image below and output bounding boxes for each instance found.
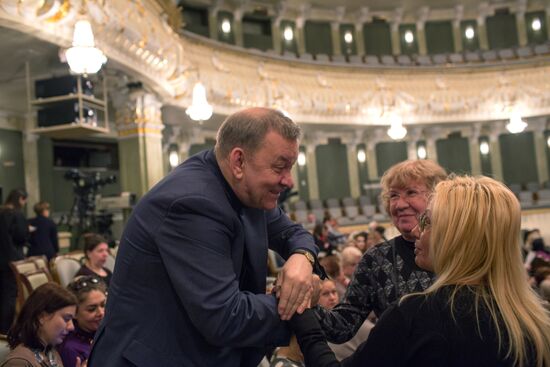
[2,282,78,367]
[349,232,368,253]
[28,201,59,261]
[290,176,550,366]
[323,215,346,249]
[340,247,362,283]
[75,234,112,287]
[317,279,374,361]
[525,238,550,274]
[58,276,107,367]
[313,223,333,255]
[319,256,347,299]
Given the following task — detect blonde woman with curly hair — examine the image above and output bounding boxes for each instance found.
[290,176,550,367]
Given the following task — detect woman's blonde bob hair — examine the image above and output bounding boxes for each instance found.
[427,176,550,367]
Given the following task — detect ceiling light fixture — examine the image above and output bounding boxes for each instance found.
[344,31,353,44]
[283,26,294,41]
[506,111,527,134]
[186,82,213,122]
[465,26,475,40]
[404,30,414,44]
[65,17,107,74]
[387,113,407,140]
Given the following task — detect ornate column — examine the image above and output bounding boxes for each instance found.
[208,0,222,41]
[22,126,40,217]
[296,5,310,56]
[453,6,464,52]
[355,7,368,56]
[533,122,549,184]
[331,7,345,57]
[515,1,528,47]
[344,139,361,198]
[546,5,550,41]
[416,7,429,56]
[305,142,319,200]
[331,21,342,57]
[406,127,422,160]
[468,123,482,176]
[424,128,441,163]
[390,22,401,55]
[272,18,283,54]
[233,8,244,47]
[489,129,504,181]
[477,4,490,50]
[115,89,165,198]
[366,138,378,181]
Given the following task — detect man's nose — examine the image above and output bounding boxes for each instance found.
[281,171,294,189]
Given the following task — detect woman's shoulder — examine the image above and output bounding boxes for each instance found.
[1,345,36,367]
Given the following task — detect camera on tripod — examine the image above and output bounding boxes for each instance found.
[63,169,118,247]
[64,169,116,193]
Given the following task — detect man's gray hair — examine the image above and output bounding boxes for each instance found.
[214,107,301,158]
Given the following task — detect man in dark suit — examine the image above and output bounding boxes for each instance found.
[88,107,320,367]
[28,201,59,260]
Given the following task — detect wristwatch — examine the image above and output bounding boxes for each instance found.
[292,249,315,267]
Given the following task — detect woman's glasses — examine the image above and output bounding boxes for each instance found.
[417,211,431,233]
[69,276,102,292]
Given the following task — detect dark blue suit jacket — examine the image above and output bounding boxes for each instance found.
[28,215,58,260]
[88,150,318,367]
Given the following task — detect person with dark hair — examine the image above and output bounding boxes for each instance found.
[88,107,322,367]
[75,233,112,286]
[0,188,29,334]
[28,201,59,261]
[2,282,78,367]
[58,276,107,367]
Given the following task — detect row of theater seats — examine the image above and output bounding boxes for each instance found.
[8,251,116,311]
[256,42,550,66]
[287,196,388,229]
[508,182,550,209]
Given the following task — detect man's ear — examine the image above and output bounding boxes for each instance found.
[228,147,245,179]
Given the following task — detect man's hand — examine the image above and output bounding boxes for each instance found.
[276,253,313,320]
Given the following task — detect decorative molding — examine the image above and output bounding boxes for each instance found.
[3,0,550,135]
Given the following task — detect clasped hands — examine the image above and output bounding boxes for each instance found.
[275,253,322,320]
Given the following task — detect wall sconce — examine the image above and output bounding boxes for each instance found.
[283,26,294,42]
[417,144,427,159]
[479,140,490,155]
[297,152,306,166]
[221,19,231,34]
[169,149,179,168]
[357,149,366,163]
[344,31,353,44]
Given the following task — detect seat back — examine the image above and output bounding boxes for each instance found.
[26,255,50,276]
[51,257,82,287]
[20,270,52,297]
[0,334,10,365]
[9,260,38,309]
[104,254,116,273]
